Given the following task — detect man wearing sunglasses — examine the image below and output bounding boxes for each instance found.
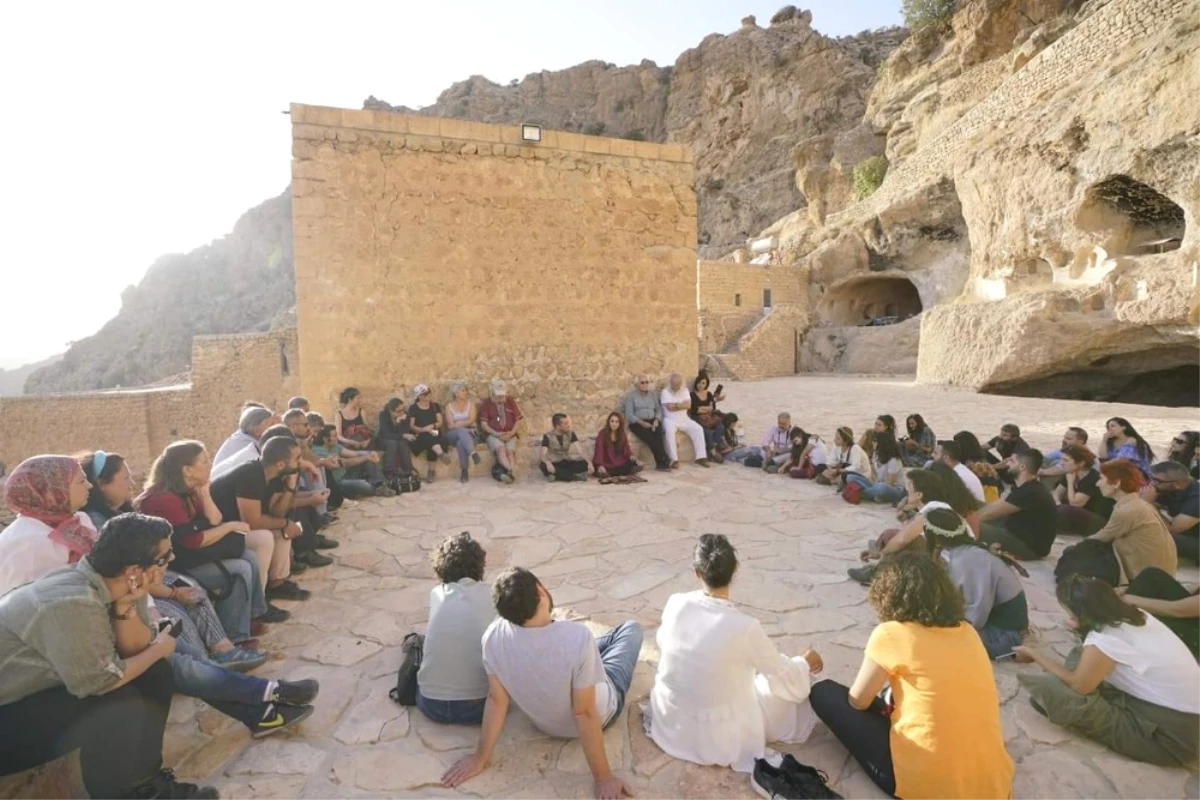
[620,374,672,470]
[1144,461,1200,561]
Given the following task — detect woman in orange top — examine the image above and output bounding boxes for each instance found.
[810,552,1014,799]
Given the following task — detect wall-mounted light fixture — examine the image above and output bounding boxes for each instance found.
[520,124,542,143]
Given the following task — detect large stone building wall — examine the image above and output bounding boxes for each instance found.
[0,330,300,474]
[290,105,697,431]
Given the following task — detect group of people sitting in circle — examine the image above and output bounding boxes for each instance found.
[0,378,1197,799]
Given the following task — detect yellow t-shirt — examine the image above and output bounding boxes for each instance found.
[865,621,1014,799]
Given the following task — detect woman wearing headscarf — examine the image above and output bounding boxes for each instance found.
[0,455,98,596]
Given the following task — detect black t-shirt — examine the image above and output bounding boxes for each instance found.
[408,403,442,431]
[1161,481,1200,538]
[1004,479,1058,557]
[210,460,269,522]
[1056,469,1116,520]
[989,435,1031,460]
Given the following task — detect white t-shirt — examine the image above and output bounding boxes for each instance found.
[808,439,828,467]
[1085,614,1200,714]
[660,387,691,422]
[0,513,97,597]
[874,456,903,484]
[953,463,986,502]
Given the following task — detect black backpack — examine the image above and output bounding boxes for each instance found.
[390,473,422,494]
[1055,538,1120,587]
[388,632,424,706]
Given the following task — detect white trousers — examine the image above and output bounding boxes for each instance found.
[662,416,707,462]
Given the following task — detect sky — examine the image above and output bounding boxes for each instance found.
[0,0,901,369]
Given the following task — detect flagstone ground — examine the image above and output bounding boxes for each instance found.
[3,376,1197,799]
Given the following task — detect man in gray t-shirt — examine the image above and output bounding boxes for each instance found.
[442,568,643,800]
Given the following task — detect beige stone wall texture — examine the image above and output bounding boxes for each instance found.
[290,105,698,434]
[0,330,299,476]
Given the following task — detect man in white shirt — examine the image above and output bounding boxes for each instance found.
[937,440,986,503]
[212,406,279,478]
[660,372,710,469]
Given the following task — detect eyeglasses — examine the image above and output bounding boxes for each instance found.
[1173,437,1186,445]
[638,381,650,385]
[144,549,174,568]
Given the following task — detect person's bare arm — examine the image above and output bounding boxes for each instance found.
[847,656,889,711]
[1124,592,1200,618]
[540,445,556,473]
[195,483,223,525]
[442,675,510,787]
[105,636,174,692]
[1013,644,1114,695]
[573,685,632,799]
[237,496,289,532]
[878,515,925,557]
[978,499,1018,523]
[1168,513,1200,535]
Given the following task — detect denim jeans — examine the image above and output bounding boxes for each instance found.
[300,468,329,516]
[846,473,906,503]
[595,621,643,727]
[416,692,486,725]
[977,625,1024,659]
[702,423,726,453]
[186,554,265,643]
[445,427,477,468]
[172,640,268,728]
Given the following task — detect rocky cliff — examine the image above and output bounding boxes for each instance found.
[25,190,294,394]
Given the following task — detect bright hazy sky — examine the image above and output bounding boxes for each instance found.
[0,0,901,369]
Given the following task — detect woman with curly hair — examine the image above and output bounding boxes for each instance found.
[417,532,495,725]
[1015,575,1199,766]
[811,552,1013,799]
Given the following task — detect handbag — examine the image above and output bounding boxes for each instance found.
[389,632,424,706]
[841,482,864,505]
[391,473,422,494]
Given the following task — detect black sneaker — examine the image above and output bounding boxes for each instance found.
[780,754,842,799]
[273,678,320,706]
[296,549,333,568]
[128,767,219,799]
[314,534,339,550]
[266,580,311,601]
[847,564,876,586]
[258,603,291,623]
[289,558,309,574]
[752,758,802,800]
[249,703,315,739]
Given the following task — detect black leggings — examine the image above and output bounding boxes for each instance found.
[411,432,449,462]
[810,680,897,798]
[0,659,173,798]
[540,459,589,480]
[1128,567,1199,657]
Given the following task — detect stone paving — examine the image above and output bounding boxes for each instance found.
[3,376,1198,800]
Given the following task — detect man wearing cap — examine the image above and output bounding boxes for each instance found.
[620,375,671,471]
[479,381,524,484]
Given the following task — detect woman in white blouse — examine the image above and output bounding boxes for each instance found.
[648,534,823,772]
[821,426,872,488]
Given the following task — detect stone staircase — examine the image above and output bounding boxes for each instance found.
[700,306,808,381]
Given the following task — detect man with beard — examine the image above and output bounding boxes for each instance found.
[442,568,642,799]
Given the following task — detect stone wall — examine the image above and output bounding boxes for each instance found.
[0,330,300,475]
[697,260,807,366]
[290,105,697,434]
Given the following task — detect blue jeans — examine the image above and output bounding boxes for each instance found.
[702,423,726,453]
[186,554,264,643]
[445,428,477,469]
[978,625,1024,659]
[416,692,486,725]
[846,473,906,504]
[595,621,643,727]
[171,641,268,728]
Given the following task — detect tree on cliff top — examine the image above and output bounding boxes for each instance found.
[902,0,956,31]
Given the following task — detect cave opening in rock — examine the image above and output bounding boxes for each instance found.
[983,344,1200,407]
[818,275,923,326]
[1076,175,1185,255]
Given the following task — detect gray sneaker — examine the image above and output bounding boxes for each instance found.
[847,564,877,586]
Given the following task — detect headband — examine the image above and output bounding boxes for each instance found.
[923,513,971,541]
[92,451,108,479]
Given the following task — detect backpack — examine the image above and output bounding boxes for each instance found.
[391,473,421,494]
[388,632,424,706]
[744,453,764,468]
[1054,538,1120,586]
[841,482,863,505]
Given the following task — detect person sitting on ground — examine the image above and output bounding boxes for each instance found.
[444,381,483,483]
[1166,430,1199,479]
[302,412,346,514]
[417,533,496,725]
[335,387,375,451]
[985,422,1031,486]
[593,412,643,479]
[408,384,452,482]
[1099,416,1155,477]
[255,424,334,568]
[284,408,336,521]
[0,516,219,800]
[478,380,524,484]
[621,375,671,471]
[1122,567,1200,657]
[689,373,727,462]
[1053,445,1115,537]
[928,461,983,528]
[761,412,794,473]
[288,396,309,412]
[1015,574,1199,767]
[1142,461,1199,562]
[540,413,591,482]
[662,372,711,469]
[647,534,822,772]
[820,426,871,488]
[442,568,643,799]
[135,440,285,641]
[924,508,1028,659]
[900,413,936,468]
[0,455,97,597]
[935,440,985,503]
[82,451,265,671]
[811,551,1013,799]
[845,430,905,504]
[1084,459,1176,585]
[211,405,279,479]
[208,436,318,603]
[1039,426,1090,477]
[780,428,824,478]
[859,415,895,463]
[311,425,397,498]
[376,398,418,480]
[978,450,1057,560]
[953,429,1003,501]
